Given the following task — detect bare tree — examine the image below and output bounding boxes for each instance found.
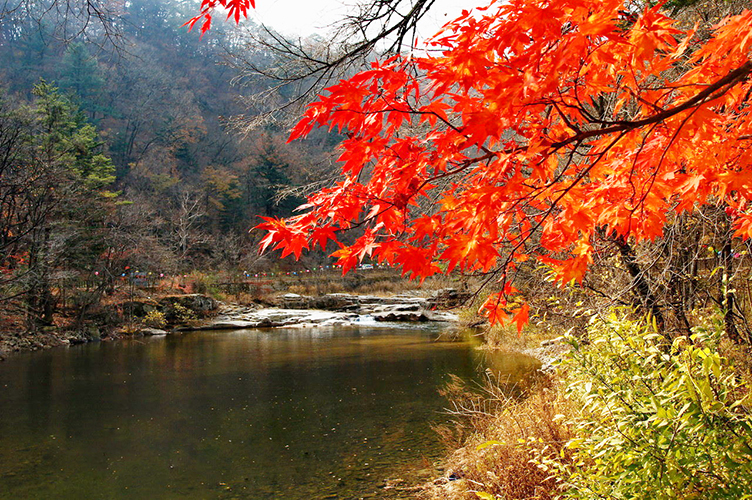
[224,0,443,131]
[0,0,124,48]
[172,189,209,260]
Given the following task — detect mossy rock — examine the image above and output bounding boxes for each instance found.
[120,299,160,317]
[158,294,218,321]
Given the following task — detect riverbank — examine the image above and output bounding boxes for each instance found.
[419,357,569,499]
[0,292,220,359]
[0,288,471,359]
[417,323,573,499]
[420,311,752,499]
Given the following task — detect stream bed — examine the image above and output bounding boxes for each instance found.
[0,323,539,499]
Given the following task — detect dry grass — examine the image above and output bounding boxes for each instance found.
[422,374,574,500]
[418,283,577,500]
[268,272,461,297]
[482,322,563,350]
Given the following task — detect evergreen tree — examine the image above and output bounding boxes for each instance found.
[58,42,105,119]
[0,81,117,327]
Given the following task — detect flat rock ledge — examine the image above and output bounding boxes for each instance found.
[184,292,460,331]
[270,289,470,312]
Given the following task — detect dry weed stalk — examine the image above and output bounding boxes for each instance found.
[425,373,573,500]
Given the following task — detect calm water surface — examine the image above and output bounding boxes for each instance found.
[0,324,539,499]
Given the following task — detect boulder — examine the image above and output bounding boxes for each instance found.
[427,288,472,309]
[64,329,99,344]
[372,311,430,322]
[372,303,422,313]
[158,294,218,314]
[271,293,312,309]
[120,299,160,317]
[140,328,168,336]
[309,294,356,311]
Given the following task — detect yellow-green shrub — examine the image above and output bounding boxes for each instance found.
[142,309,167,329]
[555,313,752,499]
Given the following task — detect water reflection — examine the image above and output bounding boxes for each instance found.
[0,325,539,499]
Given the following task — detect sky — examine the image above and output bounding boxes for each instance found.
[246,0,471,40]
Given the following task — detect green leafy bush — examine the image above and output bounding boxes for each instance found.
[557,313,752,499]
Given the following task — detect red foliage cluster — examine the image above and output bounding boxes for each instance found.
[197,0,752,331]
[184,0,254,34]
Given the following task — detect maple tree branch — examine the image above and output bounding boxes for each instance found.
[551,99,583,135]
[625,121,662,216]
[630,103,702,224]
[468,131,629,300]
[551,61,752,150]
[327,149,496,239]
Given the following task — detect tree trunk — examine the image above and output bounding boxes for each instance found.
[720,228,743,343]
[612,235,666,332]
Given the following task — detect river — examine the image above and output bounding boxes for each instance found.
[0,323,539,499]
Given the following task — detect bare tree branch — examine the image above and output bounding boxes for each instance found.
[224,0,443,132]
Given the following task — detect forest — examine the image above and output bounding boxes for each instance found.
[0,0,345,334]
